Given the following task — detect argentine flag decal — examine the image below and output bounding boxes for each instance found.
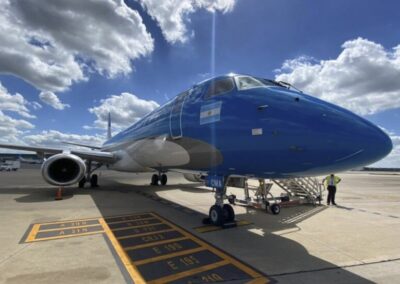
[200,101,222,125]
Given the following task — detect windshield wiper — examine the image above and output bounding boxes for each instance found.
[275,81,303,93]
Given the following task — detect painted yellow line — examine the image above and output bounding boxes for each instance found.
[133,247,207,266]
[25,224,41,242]
[99,218,146,284]
[117,228,176,240]
[106,216,157,225]
[25,212,155,229]
[37,223,101,233]
[147,260,229,284]
[194,220,253,233]
[26,231,104,242]
[151,212,265,280]
[33,217,100,226]
[103,212,157,222]
[111,221,164,232]
[124,237,189,251]
[245,277,270,284]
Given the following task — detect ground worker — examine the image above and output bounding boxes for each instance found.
[322,173,341,205]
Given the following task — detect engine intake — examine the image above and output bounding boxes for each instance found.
[41,153,86,186]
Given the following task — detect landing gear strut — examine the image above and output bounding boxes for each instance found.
[204,178,236,227]
[78,160,101,188]
[151,172,168,186]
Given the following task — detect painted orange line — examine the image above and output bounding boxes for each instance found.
[124,237,189,251]
[133,247,207,266]
[147,260,229,284]
[99,218,146,284]
[116,228,175,240]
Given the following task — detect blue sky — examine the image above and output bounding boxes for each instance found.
[0,0,399,167]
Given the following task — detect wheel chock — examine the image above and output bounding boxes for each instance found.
[202,217,212,224]
[222,221,237,229]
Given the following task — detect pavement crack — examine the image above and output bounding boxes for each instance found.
[0,243,31,266]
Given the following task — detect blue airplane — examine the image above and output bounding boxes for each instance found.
[0,74,392,225]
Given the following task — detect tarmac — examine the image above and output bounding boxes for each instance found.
[0,165,399,283]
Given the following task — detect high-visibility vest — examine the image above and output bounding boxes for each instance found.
[324,175,341,187]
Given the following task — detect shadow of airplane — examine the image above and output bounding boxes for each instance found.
[0,169,375,284]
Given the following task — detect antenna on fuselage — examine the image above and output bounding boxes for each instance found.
[107,112,112,140]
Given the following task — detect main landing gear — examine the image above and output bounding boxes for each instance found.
[203,181,236,227]
[151,172,168,186]
[79,161,102,188]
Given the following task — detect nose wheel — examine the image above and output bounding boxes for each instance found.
[204,178,237,227]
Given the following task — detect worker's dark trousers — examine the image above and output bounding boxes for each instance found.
[327,185,336,205]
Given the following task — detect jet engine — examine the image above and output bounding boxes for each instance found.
[183,173,204,182]
[41,153,86,186]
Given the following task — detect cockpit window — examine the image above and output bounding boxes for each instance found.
[205,77,235,98]
[257,78,283,87]
[234,76,264,90]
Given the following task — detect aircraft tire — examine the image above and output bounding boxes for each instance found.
[271,204,281,215]
[209,205,224,226]
[223,204,235,222]
[160,174,167,186]
[90,174,98,187]
[151,174,159,185]
[78,177,86,188]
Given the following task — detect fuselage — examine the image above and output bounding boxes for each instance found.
[102,74,392,178]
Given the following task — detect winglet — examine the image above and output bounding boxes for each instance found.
[107,112,112,140]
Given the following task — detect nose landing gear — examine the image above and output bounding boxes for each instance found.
[203,177,237,228]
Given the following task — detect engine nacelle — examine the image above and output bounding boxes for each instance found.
[183,173,204,183]
[41,153,86,186]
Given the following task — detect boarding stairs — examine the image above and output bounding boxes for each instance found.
[272,177,324,205]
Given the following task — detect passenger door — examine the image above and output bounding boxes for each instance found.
[169,91,188,139]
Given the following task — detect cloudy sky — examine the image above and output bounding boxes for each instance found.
[0,0,399,167]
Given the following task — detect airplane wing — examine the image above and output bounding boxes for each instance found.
[0,143,117,163]
[62,141,102,150]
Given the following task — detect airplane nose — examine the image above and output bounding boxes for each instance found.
[324,105,393,167]
[360,123,393,164]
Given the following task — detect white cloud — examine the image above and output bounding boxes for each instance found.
[0,82,35,118]
[0,110,34,145]
[370,130,400,168]
[23,130,104,149]
[0,81,38,147]
[88,92,159,131]
[275,38,400,116]
[138,0,235,43]
[39,91,70,110]
[30,101,42,110]
[0,0,154,92]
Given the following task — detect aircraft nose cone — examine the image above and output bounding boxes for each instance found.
[325,106,393,168]
[361,123,393,164]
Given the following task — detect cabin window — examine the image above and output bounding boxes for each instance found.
[205,78,235,98]
[235,76,264,90]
